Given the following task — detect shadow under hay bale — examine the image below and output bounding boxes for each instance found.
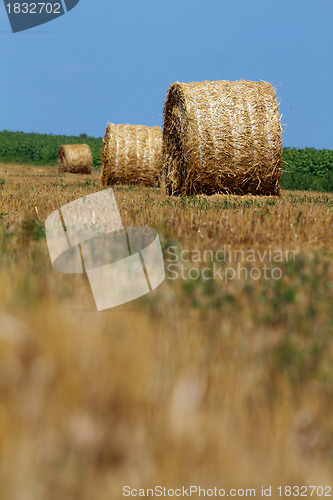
[58,144,92,174]
[163,80,282,196]
[101,123,162,187]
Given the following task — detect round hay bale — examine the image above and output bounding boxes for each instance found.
[101,123,162,187]
[58,144,92,174]
[163,80,282,196]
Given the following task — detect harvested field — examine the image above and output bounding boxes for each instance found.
[0,162,332,499]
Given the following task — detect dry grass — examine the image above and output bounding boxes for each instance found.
[163,80,282,196]
[58,144,92,174]
[0,163,332,499]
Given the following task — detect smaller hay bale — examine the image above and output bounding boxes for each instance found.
[101,123,162,187]
[58,144,92,174]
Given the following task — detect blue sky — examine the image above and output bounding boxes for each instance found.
[1,0,332,148]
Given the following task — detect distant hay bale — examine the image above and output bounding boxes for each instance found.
[58,144,92,174]
[101,123,162,187]
[163,80,282,196]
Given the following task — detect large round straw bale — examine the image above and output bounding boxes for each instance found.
[58,144,92,174]
[101,123,162,187]
[163,80,282,196]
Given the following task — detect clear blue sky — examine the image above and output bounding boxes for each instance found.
[1,0,332,148]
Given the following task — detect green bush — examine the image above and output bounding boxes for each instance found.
[281,147,333,192]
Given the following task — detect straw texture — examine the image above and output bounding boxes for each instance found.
[58,144,92,174]
[101,123,162,187]
[163,80,282,196]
